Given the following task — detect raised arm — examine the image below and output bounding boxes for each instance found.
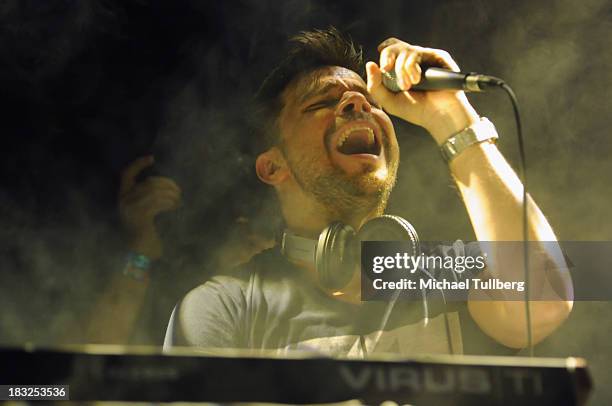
[367,38,572,348]
[85,156,182,344]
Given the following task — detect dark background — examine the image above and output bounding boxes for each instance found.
[1,0,611,403]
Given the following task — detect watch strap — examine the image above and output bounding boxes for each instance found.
[440,117,498,162]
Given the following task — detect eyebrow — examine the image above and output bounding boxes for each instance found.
[298,80,368,105]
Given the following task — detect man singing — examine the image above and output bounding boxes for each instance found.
[164,28,572,356]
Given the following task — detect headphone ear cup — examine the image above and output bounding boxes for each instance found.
[358,214,420,257]
[316,222,356,290]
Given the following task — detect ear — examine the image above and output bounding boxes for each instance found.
[255,147,290,186]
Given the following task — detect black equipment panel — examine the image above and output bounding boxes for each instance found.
[0,345,592,405]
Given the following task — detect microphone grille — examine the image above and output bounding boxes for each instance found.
[381,71,402,93]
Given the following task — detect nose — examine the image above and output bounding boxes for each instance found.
[335,91,372,116]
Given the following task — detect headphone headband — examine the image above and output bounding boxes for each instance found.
[280,230,317,264]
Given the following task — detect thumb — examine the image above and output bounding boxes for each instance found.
[366,61,392,107]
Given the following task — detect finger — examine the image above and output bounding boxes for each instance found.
[119,155,154,196]
[145,198,180,217]
[143,176,182,195]
[395,50,410,91]
[367,61,421,117]
[414,63,422,82]
[379,46,396,73]
[366,61,393,106]
[153,189,181,207]
[121,179,180,202]
[377,37,400,52]
[417,47,461,72]
[123,193,181,219]
[404,52,421,85]
[122,187,181,207]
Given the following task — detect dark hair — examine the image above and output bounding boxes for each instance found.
[253,27,364,150]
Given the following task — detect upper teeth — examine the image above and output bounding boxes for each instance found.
[336,126,375,148]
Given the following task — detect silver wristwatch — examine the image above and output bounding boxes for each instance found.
[439,117,498,162]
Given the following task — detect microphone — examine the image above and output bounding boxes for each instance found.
[382,67,504,93]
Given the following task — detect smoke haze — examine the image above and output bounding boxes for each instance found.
[1,0,610,402]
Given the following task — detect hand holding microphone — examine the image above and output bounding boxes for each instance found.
[365,37,486,143]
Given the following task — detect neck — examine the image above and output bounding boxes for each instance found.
[279,185,384,238]
[277,175,386,238]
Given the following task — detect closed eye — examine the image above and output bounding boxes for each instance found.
[303,99,337,112]
[303,95,381,112]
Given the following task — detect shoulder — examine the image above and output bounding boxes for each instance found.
[183,246,297,305]
[230,246,300,286]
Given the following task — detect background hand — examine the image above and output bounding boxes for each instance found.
[118,155,182,259]
[366,37,480,144]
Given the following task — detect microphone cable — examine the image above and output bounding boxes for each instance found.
[465,77,531,355]
[498,82,533,356]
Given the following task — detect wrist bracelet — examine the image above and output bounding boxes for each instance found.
[439,117,498,162]
[123,252,152,281]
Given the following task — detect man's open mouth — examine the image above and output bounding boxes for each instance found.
[335,126,382,156]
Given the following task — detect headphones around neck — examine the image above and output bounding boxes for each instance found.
[281,215,420,290]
